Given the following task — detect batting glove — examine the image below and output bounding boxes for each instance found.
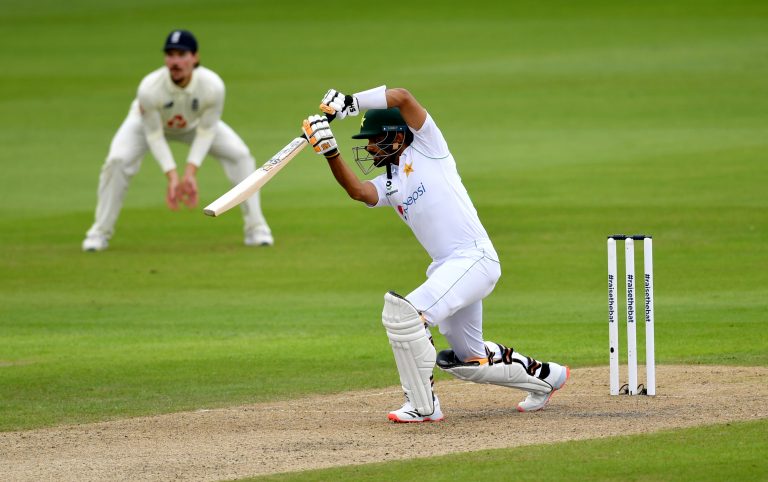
[302,115,338,157]
[319,89,359,120]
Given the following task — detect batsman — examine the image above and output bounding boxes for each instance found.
[302,86,569,422]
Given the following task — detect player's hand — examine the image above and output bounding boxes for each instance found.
[165,171,180,210]
[302,115,338,157]
[319,89,359,120]
[178,173,199,208]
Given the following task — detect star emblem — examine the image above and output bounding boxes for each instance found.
[403,162,414,177]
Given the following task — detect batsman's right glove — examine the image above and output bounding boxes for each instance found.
[320,89,359,120]
[302,115,338,157]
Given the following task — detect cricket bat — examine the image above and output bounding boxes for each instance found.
[203,114,334,217]
[203,136,307,216]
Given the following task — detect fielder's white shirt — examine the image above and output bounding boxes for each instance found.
[135,66,225,171]
[369,114,491,261]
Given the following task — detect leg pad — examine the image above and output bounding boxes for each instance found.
[382,291,436,416]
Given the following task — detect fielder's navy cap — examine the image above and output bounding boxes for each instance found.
[164,30,198,53]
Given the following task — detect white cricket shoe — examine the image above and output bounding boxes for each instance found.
[244,226,273,247]
[388,395,444,423]
[82,235,108,252]
[517,362,570,412]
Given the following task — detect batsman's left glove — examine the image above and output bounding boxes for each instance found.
[302,115,338,157]
[319,89,359,120]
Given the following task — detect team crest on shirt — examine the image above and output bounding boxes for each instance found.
[192,98,199,111]
[403,162,414,177]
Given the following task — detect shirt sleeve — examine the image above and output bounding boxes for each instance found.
[186,81,224,167]
[366,175,389,208]
[408,113,450,159]
[138,88,176,173]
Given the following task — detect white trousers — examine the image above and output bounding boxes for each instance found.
[407,239,501,361]
[86,102,268,240]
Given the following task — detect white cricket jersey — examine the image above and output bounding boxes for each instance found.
[136,66,223,135]
[369,114,491,261]
[134,66,225,171]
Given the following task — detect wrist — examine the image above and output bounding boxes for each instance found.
[165,169,179,181]
[324,150,340,160]
[184,163,198,177]
[354,85,387,110]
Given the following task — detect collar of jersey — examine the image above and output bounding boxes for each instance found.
[165,68,196,92]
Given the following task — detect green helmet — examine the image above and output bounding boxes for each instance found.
[351,108,407,139]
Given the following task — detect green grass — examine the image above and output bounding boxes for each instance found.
[0,0,767,478]
[247,419,768,481]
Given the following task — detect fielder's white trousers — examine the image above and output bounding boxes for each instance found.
[86,102,268,240]
[407,239,501,361]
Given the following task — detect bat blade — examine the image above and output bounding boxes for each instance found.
[203,137,308,217]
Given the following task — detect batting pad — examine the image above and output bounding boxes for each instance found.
[382,291,436,416]
[436,350,553,394]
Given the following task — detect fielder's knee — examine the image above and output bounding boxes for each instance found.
[104,155,139,178]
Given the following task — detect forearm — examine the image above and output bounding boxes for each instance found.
[384,88,411,108]
[187,108,220,167]
[302,114,377,204]
[322,85,424,130]
[353,85,419,118]
[325,153,373,203]
[142,110,176,172]
[186,126,215,167]
[146,131,176,172]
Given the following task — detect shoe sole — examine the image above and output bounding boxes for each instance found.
[516,365,570,413]
[387,413,445,423]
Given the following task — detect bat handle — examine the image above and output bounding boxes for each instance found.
[317,105,337,124]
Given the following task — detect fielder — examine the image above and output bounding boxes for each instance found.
[82,29,273,251]
[302,86,569,422]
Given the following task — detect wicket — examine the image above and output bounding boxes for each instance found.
[607,234,655,396]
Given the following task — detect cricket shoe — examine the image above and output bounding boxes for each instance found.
[388,395,444,423]
[244,225,273,247]
[516,362,570,412]
[82,235,108,252]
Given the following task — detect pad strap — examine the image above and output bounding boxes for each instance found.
[486,343,547,377]
[437,349,553,394]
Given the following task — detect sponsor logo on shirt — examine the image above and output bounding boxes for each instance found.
[163,101,174,109]
[166,114,187,129]
[397,182,426,220]
[192,98,199,111]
